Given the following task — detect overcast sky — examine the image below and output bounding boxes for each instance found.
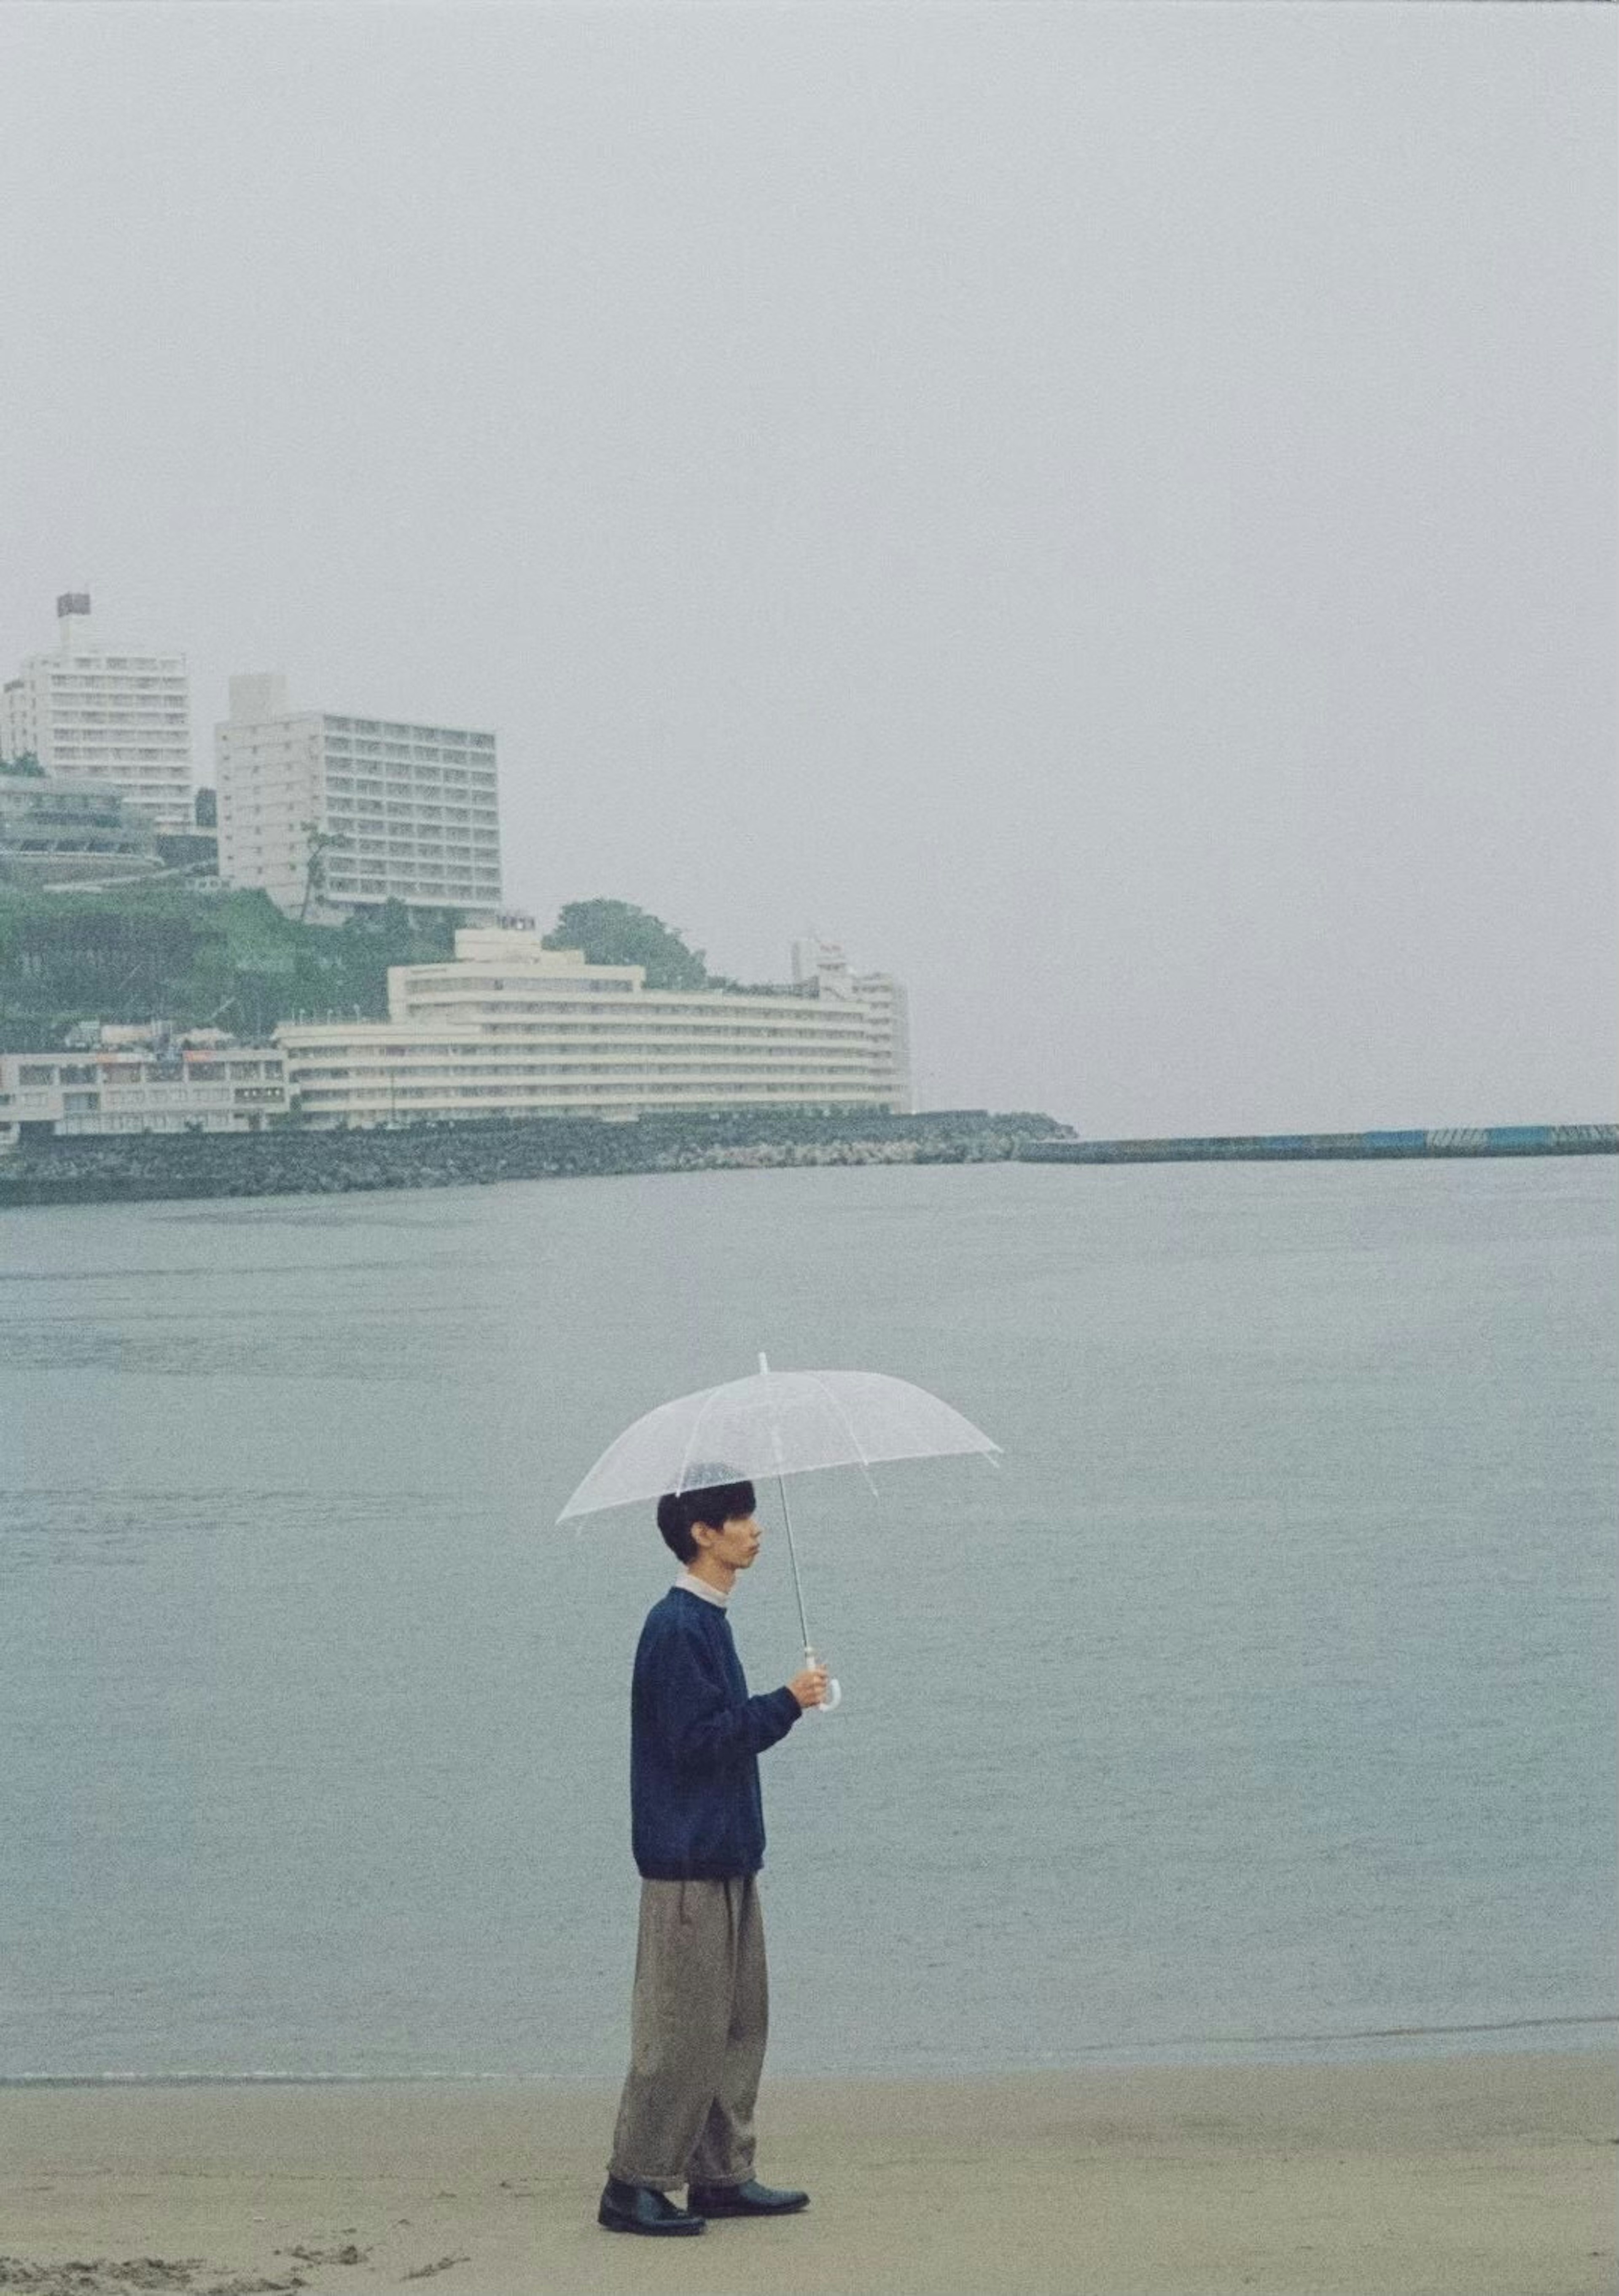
[1,3,1612,1131]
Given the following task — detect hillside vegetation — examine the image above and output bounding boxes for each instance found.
[542,899,713,989]
[0,886,457,1046]
[0,888,737,1048]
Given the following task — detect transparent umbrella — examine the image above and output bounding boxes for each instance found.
[558,1354,1000,1711]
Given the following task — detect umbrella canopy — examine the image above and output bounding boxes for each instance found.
[557,1361,999,1521]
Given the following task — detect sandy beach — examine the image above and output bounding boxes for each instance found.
[0,2050,1610,2296]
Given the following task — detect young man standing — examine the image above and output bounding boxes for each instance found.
[597,1470,828,2238]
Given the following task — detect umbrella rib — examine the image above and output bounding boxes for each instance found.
[800,1373,882,1495]
[671,1377,732,1498]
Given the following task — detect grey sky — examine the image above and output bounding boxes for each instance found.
[2,3,1612,1131]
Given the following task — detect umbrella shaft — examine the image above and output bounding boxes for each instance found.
[775,1472,813,1655]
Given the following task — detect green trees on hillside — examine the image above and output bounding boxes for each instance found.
[0,887,459,1047]
[0,886,744,1048]
[542,899,712,990]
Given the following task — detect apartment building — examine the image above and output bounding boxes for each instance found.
[215,672,502,919]
[0,595,192,835]
[277,925,911,1125]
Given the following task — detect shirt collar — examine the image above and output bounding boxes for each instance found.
[675,1568,729,1610]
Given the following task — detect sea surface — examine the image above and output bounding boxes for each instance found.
[0,1156,1614,2083]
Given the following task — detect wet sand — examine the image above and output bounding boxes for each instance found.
[0,2050,1611,2296]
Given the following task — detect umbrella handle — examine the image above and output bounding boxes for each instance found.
[804,1646,842,1717]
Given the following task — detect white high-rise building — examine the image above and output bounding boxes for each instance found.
[215,672,503,919]
[0,594,193,835]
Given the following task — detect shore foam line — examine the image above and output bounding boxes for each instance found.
[3,2009,1613,2088]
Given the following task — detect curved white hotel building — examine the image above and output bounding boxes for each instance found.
[277,928,910,1126]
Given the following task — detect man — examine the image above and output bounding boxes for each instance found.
[598,1468,828,2238]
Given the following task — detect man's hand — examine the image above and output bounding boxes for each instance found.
[788,1664,830,1710]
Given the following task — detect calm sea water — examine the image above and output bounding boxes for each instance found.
[1,1157,1614,2082]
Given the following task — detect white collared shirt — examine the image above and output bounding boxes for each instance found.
[674,1567,728,1610]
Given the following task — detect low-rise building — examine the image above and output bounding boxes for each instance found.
[277,925,911,1126]
[0,772,164,887]
[0,1039,288,1143]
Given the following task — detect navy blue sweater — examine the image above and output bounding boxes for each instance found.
[629,1588,801,1880]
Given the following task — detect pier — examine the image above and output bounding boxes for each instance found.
[1017,1125,1619,1166]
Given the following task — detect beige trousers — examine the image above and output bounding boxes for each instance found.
[607,1873,769,2191]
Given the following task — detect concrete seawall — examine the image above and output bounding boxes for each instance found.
[3,1115,1612,1211]
[0,1109,1064,1210]
[1019,1125,1619,1166]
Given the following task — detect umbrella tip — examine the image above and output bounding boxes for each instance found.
[758,1351,770,1375]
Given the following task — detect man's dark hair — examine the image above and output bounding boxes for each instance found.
[656,1469,757,1564]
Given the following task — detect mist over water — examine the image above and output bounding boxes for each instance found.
[1,1157,1613,2081]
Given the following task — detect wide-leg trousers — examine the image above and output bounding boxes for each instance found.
[607,1873,768,2192]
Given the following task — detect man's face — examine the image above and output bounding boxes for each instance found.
[694,1511,762,1570]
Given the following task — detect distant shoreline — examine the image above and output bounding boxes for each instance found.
[1,1112,1614,1209]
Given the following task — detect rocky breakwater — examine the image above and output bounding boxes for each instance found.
[0,1109,1073,1210]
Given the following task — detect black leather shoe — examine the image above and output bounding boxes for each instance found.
[598,2178,706,2235]
[687,2179,810,2217]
